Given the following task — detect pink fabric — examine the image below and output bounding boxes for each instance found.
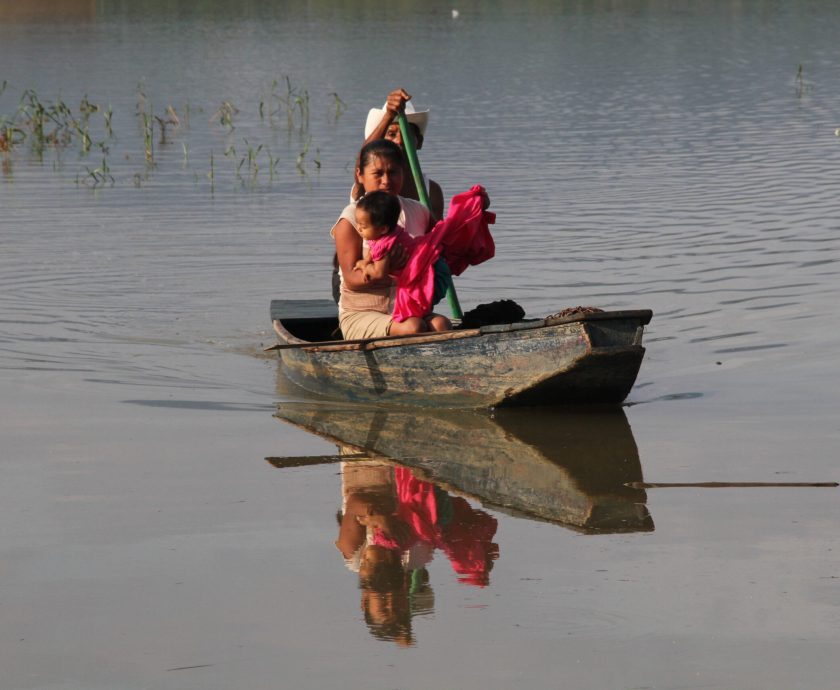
[370,466,498,587]
[390,185,496,322]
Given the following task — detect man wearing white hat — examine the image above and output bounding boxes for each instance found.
[358,88,444,221]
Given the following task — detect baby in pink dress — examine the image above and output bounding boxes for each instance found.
[353,191,415,285]
[354,188,495,323]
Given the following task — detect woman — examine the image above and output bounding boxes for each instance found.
[331,138,452,339]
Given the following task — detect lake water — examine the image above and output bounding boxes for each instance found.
[2,1,840,688]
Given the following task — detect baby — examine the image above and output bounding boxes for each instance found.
[353,186,495,324]
[353,191,414,283]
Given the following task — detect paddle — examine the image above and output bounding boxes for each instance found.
[265,452,370,469]
[397,109,463,320]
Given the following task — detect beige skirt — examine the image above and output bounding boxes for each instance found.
[339,309,393,339]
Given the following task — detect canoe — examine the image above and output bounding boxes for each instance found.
[269,403,654,534]
[270,299,652,408]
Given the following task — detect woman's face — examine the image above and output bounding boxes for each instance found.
[356,154,403,195]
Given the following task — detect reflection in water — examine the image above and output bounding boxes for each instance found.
[269,404,653,646]
[336,462,498,646]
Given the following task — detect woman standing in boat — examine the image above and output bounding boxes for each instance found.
[331,138,454,339]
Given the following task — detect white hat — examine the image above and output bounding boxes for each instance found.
[364,100,429,140]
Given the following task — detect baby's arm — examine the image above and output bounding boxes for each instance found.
[355,244,392,282]
[363,255,392,282]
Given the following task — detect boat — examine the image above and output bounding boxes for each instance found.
[268,403,654,534]
[270,299,653,408]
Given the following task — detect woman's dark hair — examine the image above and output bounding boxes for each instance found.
[356,190,401,232]
[358,138,404,173]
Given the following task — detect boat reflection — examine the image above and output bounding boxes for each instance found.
[270,403,653,535]
[269,404,653,645]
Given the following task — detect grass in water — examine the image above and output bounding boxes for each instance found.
[1,81,347,190]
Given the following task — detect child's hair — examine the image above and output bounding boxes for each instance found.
[357,190,401,233]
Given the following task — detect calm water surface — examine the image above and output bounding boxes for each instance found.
[2,2,840,688]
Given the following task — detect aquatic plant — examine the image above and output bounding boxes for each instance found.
[0,79,345,190]
[329,92,347,122]
[296,136,314,175]
[17,90,73,153]
[213,100,237,131]
[104,104,114,138]
[795,64,809,98]
[0,119,25,152]
[135,81,147,115]
[134,84,154,161]
[140,109,154,162]
[242,138,263,178]
[79,94,99,123]
[78,156,114,187]
[155,106,180,144]
[263,76,310,132]
[267,148,280,181]
[75,122,92,154]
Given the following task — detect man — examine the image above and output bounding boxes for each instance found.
[357,88,444,221]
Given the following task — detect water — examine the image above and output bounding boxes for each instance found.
[2,2,840,688]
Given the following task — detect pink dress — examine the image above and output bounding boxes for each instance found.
[369,185,496,322]
[367,227,417,264]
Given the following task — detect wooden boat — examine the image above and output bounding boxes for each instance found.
[269,403,654,534]
[270,299,652,408]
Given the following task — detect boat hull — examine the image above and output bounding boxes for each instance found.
[271,300,651,408]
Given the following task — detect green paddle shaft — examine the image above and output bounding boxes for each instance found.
[397,110,463,320]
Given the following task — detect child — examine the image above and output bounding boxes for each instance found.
[354,188,496,324]
[353,191,413,284]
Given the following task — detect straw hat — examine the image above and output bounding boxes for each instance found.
[364,100,429,139]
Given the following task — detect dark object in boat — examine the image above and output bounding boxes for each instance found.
[457,299,526,329]
[545,306,605,319]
